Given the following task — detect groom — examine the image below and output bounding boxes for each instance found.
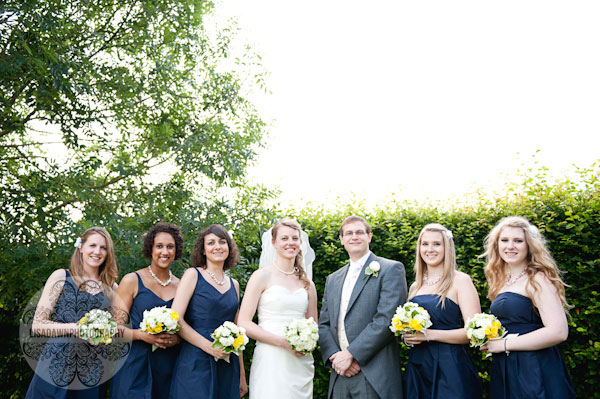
[319,215,407,399]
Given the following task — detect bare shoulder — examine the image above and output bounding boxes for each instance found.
[119,272,138,286]
[181,267,199,280]
[47,268,67,283]
[454,270,476,286]
[246,267,271,290]
[532,271,557,292]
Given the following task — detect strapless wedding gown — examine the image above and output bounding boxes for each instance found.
[249,285,314,399]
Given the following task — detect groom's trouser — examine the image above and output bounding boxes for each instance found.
[332,372,380,399]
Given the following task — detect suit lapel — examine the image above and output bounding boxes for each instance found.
[346,252,376,314]
[331,264,349,331]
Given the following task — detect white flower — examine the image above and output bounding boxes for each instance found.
[220,336,235,347]
[364,261,381,278]
[445,230,453,240]
[527,225,539,238]
[369,261,380,272]
[283,317,319,354]
[74,237,82,248]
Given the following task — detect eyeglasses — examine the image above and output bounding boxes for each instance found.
[343,230,367,237]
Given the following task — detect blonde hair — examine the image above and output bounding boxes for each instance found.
[272,218,310,289]
[69,227,118,298]
[482,216,570,313]
[411,223,456,307]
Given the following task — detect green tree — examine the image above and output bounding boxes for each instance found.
[0,1,273,396]
[1,0,268,243]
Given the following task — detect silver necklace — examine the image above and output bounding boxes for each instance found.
[206,270,225,286]
[274,263,297,275]
[505,268,526,286]
[424,271,442,286]
[148,265,172,287]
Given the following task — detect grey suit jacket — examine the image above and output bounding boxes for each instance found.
[318,252,407,399]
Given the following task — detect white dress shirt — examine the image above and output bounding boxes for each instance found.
[337,252,371,351]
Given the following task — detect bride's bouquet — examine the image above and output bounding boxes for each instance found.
[78,309,118,345]
[389,302,432,344]
[139,306,181,351]
[283,317,319,355]
[464,313,506,348]
[210,321,248,362]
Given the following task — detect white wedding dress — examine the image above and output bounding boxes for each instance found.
[249,285,314,399]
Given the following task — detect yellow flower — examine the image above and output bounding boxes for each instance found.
[171,312,179,320]
[233,335,244,350]
[105,338,112,344]
[79,316,88,324]
[409,319,423,331]
[154,323,163,333]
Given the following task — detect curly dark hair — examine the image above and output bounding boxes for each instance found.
[191,224,239,270]
[142,222,184,260]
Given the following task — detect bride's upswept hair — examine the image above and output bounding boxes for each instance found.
[482,216,570,313]
[70,227,118,298]
[410,223,456,308]
[272,218,310,289]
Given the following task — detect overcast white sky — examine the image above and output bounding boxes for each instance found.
[216,0,600,208]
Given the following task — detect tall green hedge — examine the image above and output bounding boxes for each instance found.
[3,165,599,397]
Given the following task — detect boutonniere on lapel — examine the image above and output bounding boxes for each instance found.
[364,261,381,279]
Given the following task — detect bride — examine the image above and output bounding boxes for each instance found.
[238,218,318,399]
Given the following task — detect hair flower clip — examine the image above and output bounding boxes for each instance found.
[445,230,453,240]
[527,225,539,238]
[74,237,82,248]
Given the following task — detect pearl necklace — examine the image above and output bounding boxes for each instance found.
[274,263,297,275]
[148,265,172,287]
[206,270,225,286]
[424,271,442,286]
[505,268,526,286]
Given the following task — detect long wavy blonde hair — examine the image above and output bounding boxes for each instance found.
[69,227,118,298]
[410,223,456,307]
[272,218,310,289]
[482,216,570,312]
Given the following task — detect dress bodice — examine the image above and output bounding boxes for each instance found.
[257,285,308,336]
[490,292,543,335]
[129,272,174,327]
[411,294,463,330]
[184,269,238,337]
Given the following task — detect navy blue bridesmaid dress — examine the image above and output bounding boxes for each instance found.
[490,292,575,399]
[26,270,113,399]
[404,294,482,399]
[169,269,240,399]
[110,272,180,399]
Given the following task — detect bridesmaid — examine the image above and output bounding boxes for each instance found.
[26,227,118,398]
[110,222,183,398]
[169,224,247,399]
[403,223,482,399]
[481,216,575,398]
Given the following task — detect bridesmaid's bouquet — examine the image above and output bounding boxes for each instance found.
[389,302,432,344]
[464,313,506,349]
[210,321,248,362]
[78,309,118,345]
[283,317,319,355]
[139,306,181,351]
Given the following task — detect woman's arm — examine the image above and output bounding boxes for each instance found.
[484,272,568,354]
[172,268,228,359]
[232,279,248,397]
[31,269,80,337]
[238,270,290,349]
[305,281,318,321]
